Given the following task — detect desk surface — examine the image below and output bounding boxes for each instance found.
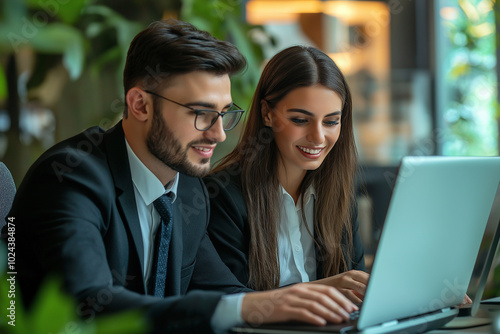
[430,324,491,333]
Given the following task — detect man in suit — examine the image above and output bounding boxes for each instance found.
[9,19,356,333]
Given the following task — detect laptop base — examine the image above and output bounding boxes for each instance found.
[231,308,458,334]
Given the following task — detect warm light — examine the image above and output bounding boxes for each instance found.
[247,1,389,25]
[470,22,495,38]
[328,52,353,75]
[246,1,323,23]
[245,0,390,77]
[440,7,459,21]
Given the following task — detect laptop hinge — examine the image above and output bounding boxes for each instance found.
[381,320,398,327]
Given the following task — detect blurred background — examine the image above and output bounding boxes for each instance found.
[0,0,499,298]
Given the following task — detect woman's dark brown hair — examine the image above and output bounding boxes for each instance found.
[213,46,357,290]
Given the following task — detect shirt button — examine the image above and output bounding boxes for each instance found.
[294,246,300,252]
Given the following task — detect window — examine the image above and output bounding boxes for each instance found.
[435,0,498,156]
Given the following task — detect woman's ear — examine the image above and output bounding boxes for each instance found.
[261,100,273,127]
[126,88,151,122]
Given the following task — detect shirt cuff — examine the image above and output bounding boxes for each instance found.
[211,292,245,334]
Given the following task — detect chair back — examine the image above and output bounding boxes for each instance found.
[0,162,16,231]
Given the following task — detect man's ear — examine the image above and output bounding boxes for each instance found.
[261,100,273,127]
[126,88,151,121]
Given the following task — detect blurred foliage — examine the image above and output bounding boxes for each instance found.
[0,0,143,92]
[441,0,498,156]
[0,243,149,334]
[181,0,264,106]
[181,0,267,163]
[0,0,266,330]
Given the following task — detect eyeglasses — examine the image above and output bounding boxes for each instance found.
[145,90,245,131]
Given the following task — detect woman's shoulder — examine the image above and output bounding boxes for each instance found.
[204,163,249,219]
[204,163,243,197]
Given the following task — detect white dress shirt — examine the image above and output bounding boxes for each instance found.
[125,141,179,281]
[278,185,317,286]
[125,140,243,332]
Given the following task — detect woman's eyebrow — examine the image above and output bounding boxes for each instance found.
[287,109,342,117]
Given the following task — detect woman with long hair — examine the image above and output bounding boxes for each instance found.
[204,45,368,303]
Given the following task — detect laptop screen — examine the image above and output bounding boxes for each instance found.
[357,156,500,330]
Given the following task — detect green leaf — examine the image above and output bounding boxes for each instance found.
[29,23,85,79]
[0,64,7,100]
[90,46,121,76]
[30,276,80,334]
[0,0,29,52]
[226,17,261,87]
[26,0,88,24]
[85,22,107,39]
[93,310,149,334]
[56,0,88,24]
[448,63,471,79]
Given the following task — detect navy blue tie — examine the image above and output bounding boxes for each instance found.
[149,193,174,297]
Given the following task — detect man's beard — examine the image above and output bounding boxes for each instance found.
[146,104,214,177]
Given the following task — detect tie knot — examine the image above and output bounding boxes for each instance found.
[153,193,173,222]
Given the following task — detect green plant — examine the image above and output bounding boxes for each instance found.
[0,243,148,334]
[0,0,143,94]
[181,0,266,162]
[441,0,498,156]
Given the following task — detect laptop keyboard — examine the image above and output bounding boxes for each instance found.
[349,310,360,321]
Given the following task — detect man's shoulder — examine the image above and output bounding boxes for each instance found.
[36,126,107,160]
[21,125,119,187]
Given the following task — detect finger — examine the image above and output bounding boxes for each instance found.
[349,270,370,284]
[342,289,363,304]
[463,295,472,304]
[287,286,352,320]
[298,284,358,312]
[321,286,359,313]
[284,292,350,323]
[298,284,358,316]
[285,306,343,326]
[336,275,367,298]
[347,279,367,297]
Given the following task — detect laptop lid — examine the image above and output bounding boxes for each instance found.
[357,156,500,330]
[468,184,500,316]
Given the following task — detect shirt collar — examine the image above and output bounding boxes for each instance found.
[303,184,316,206]
[125,139,179,205]
[280,184,316,208]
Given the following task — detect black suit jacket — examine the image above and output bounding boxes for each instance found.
[10,122,249,333]
[204,167,366,288]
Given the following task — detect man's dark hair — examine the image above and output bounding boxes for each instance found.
[123,19,247,117]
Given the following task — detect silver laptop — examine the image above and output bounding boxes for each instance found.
[232,156,500,334]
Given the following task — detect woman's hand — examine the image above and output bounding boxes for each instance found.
[459,294,472,305]
[309,270,370,304]
[241,283,358,326]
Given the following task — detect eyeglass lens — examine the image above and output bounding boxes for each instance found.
[196,108,242,131]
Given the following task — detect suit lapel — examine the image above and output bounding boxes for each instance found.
[166,196,183,295]
[104,122,145,286]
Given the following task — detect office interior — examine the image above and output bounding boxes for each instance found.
[0,0,499,313]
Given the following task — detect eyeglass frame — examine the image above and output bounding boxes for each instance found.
[144,90,245,131]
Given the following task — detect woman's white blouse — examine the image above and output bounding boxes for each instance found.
[278,185,317,286]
